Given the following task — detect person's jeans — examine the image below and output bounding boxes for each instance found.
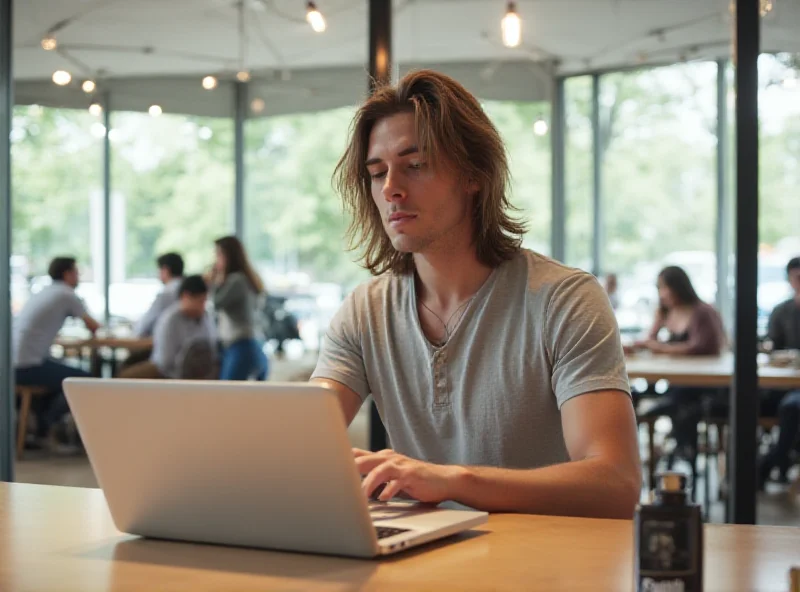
[219,339,268,381]
[763,390,800,474]
[15,359,92,437]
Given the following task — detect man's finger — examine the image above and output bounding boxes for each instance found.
[378,479,404,502]
[362,461,400,498]
[354,453,399,474]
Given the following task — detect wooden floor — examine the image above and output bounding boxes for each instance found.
[11,354,800,526]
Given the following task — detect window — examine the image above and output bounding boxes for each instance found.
[11,106,103,318]
[483,101,551,255]
[109,112,235,325]
[564,76,593,270]
[600,63,719,335]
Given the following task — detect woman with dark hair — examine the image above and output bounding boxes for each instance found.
[637,266,725,356]
[636,266,727,465]
[208,236,269,381]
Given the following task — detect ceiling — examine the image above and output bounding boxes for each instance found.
[12,0,800,117]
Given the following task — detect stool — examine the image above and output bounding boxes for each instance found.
[14,385,50,459]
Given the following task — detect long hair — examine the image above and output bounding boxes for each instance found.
[658,266,701,313]
[333,69,527,276]
[214,236,265,294]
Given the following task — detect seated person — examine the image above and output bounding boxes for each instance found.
[634,266,726,461]
[311,69,641,518]
[13,257,101,444]
[133,252,185,338]
[120,275,216,379]
[760,256,800,487]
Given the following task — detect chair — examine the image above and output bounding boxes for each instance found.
[14,385,51,459]
[176,339,218,380]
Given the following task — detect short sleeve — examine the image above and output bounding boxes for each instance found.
[67,291,88,318]
[545,273,631,409]
[311,291,370,401]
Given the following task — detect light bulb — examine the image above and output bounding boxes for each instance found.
[89,103,103,116]
[90,122,107,139]
[52,70,72,86]
[236,70,251,83]
[149,104,163,117]
[533,117,549,136]
[760,0,773,17]
[41,36,57,51]
[202,75,218,90]
[250,97,265,114]
[82,80,96,93]
[306,2,326,33]
[501,2,521,48]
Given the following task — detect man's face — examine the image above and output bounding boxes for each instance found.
[63,266,79,288]
[365,112,475,255]
[180,293,207,318]
[789,267,800,297]
[158,265,171,284]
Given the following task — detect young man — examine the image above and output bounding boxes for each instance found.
[311,70,641,519]
[134,252,185,338]
[120,275,216,379]
[760,256,800,487]
[13,257,101,441]
[767,256,800,351]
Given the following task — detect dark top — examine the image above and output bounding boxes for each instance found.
[666,302,725,356]
[767,298,800,351]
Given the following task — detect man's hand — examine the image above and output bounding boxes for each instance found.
[353,448,463,503]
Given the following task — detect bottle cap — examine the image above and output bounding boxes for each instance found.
[658,472,687,493]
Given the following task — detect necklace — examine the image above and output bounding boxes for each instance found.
[419,296,475,347]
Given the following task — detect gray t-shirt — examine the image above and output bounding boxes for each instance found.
[134,277,183,338]
[312,249,630,469]
[767,298,800,351]
[13,281,87,368]
[150,303,217,379]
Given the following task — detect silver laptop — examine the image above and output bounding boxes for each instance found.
[63,378,487,558]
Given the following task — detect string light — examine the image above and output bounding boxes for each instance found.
[760,0,774,16]
[41,35,57,51]
[52,70,72,86]
[306,1,327,33]
[148,104,163,117]
[89,103,103,116]
[202,75,218,90]
[501,2,521,48]
[533,116,549,136]
[250,98,265,114]
[82,80,96,93]
[236,70,251,83]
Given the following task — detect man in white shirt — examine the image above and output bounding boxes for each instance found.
[134,252,185,338]
[14,257,101,441]
[120,275,217,379]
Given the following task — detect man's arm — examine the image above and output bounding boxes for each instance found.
[134,293,167,337]
[82,314,101,334]
[356,389,641,519]
[312,378,363,425]
[767,305,786,350]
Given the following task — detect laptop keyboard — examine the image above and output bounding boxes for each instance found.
[375,526,411,540]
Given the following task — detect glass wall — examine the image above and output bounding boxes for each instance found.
[109,112,235,326]
[599,62,719,336]
[564,76,593,271]
[11,106,103,320]
[758,53,800,332]
[483,101,552,255]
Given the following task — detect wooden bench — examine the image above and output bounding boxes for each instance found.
[14,385,51,459]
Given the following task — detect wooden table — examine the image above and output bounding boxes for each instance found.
[53,336,153,377]
[1,483,799,591]
[626,352,800,390]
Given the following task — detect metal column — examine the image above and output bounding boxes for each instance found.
[729,0,760,525]
[715,61,732,330]
[234,82,246,239]
[368,0,391,452]
[591,74,603,276]
[0,0,14,482]
[102,92,111,327]
[550,78,566,263]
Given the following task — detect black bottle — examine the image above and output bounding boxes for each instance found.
[634,472,703,592]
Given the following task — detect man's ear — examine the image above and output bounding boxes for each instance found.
[465,178,480,197]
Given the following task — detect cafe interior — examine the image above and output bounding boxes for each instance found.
[1,0,800,589]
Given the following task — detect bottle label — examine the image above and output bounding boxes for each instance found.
[641,578,687,592]
[639,519,694,575]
